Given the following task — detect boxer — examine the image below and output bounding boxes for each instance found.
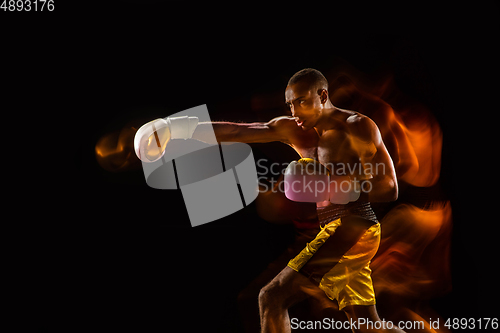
[135,68,403,332]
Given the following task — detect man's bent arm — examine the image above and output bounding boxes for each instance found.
[350,116,398,202]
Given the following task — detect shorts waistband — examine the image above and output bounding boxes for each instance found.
[317,201,378,226]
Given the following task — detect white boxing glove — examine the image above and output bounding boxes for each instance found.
[134,116,199,163]
[167,116,199,140]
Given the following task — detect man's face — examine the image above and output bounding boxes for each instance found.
[285,81,325,130]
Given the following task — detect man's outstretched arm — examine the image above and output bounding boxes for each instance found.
[192,117,290,144]
[134,115,292,163]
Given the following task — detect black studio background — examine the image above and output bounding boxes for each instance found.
[8,2,496,332]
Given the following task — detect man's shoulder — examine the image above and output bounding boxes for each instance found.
[269,115,296,123]
[328,108,373,129]
[343,110,378,140]
[346,112,374,126]
[345,111,377,130]
[267,116,297,129]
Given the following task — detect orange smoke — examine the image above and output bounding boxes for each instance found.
[95,124,141,172]
[372,201,452,299]
[397,105,443,187]
[327,72,443,187]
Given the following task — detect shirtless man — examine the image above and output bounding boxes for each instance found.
[136,68,403,332]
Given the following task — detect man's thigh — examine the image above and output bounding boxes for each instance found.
[301,216,375,282]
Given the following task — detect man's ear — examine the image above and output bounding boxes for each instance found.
[318,89,329,104]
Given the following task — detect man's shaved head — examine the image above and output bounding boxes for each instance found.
[287,68,329,94]
[285,68,332,131]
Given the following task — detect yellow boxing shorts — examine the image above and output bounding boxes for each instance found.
[287,218,381,310]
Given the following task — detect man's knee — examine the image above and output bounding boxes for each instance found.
[258,280,283,309]
[258,282,276,306]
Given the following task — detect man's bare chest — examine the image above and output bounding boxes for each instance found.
[289,129,360,171]
[317,131,360,171]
